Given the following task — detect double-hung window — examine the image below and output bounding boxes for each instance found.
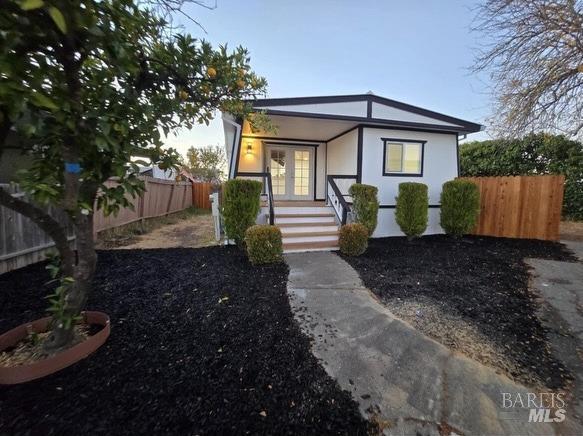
[382,138,425,176]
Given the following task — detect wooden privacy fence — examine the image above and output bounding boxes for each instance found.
[460,175,565,241]
[1,177,193,273]
[93,176,193,234]
[192,182,214,209]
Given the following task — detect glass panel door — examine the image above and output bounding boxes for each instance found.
[293,150,310,197]
[290,147,313,200]
[266,145,313,200]
[269,149,286,198]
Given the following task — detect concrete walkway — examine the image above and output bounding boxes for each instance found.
[286,251,582,435]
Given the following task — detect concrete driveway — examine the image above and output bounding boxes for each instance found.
[527,240,583,431]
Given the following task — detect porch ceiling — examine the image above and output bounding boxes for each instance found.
[242,115,358,142]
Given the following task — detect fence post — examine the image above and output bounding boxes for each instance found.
[166,182,175,214]
[139,177,148,231]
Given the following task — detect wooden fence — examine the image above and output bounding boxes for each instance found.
[93,176,193,234]
[0,184,75,274]
[460,175,565,241]
[192,182,214,209]
[1,177,193,274]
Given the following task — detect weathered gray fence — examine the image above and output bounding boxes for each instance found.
[1,176,193,274]
[0,184,75,274]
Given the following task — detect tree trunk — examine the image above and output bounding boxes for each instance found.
[0,186,94,352]
[0,187,75,276]
[43,212,97,352]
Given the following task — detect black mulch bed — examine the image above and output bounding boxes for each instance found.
[0,247,371,436]
[340,235,577,391]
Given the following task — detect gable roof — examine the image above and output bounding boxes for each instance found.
[250,93,482,134]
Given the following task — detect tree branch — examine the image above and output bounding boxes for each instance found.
[0,187,75,276]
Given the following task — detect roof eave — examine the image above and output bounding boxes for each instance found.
[256,108,482,135]
[248,93,482,134]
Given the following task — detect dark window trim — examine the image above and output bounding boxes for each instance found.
[381,138,426,177]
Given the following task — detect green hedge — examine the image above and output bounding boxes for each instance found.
[440,180,480,237]
[395,182,428,239]
[349,183,379,236]
[222,179,262,246]
[245,225,283,265]
[339,223,369,256]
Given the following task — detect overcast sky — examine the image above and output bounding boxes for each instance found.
[166,0,492,157]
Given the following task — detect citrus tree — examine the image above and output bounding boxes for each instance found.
[0,0,267,351]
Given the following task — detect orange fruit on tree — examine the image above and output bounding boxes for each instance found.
[207,67,217,79]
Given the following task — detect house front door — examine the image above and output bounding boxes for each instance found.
[265,145,314,201]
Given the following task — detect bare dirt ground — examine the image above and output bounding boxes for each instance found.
[385,298,529,386]
[96,208,217,250]
[119,214,216,249]
[561,220,583,241]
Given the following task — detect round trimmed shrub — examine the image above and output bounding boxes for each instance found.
[339,223,369,256]
[245,225,283,265]
[395,182,428,239]
[222,179,263,246]
[349,183,379,236]
[440,179,480,237]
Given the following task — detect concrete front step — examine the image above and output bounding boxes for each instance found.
[283,240,339,253]
[280,229,339,237]
[283,235,339,244]
[274,200,326,207]
[276,212,335,218]
[274,204,340,252]
[274,206,333,214]
[276,216,336,224]
[277,222,338,228]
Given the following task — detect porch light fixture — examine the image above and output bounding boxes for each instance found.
[246,142,253,155]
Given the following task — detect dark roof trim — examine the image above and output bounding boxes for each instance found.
[264,109,479,134]
[242,135,326,143]
[250,93,482,133]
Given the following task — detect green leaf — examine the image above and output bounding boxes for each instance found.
[48,7,67,34]
[30,92,58,110]
[20,0,44,10]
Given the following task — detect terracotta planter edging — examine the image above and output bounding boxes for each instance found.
[0,311,110,385]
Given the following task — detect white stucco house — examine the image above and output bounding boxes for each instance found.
[222,93,482,252]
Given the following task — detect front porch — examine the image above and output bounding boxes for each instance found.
[230,113,360,252]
